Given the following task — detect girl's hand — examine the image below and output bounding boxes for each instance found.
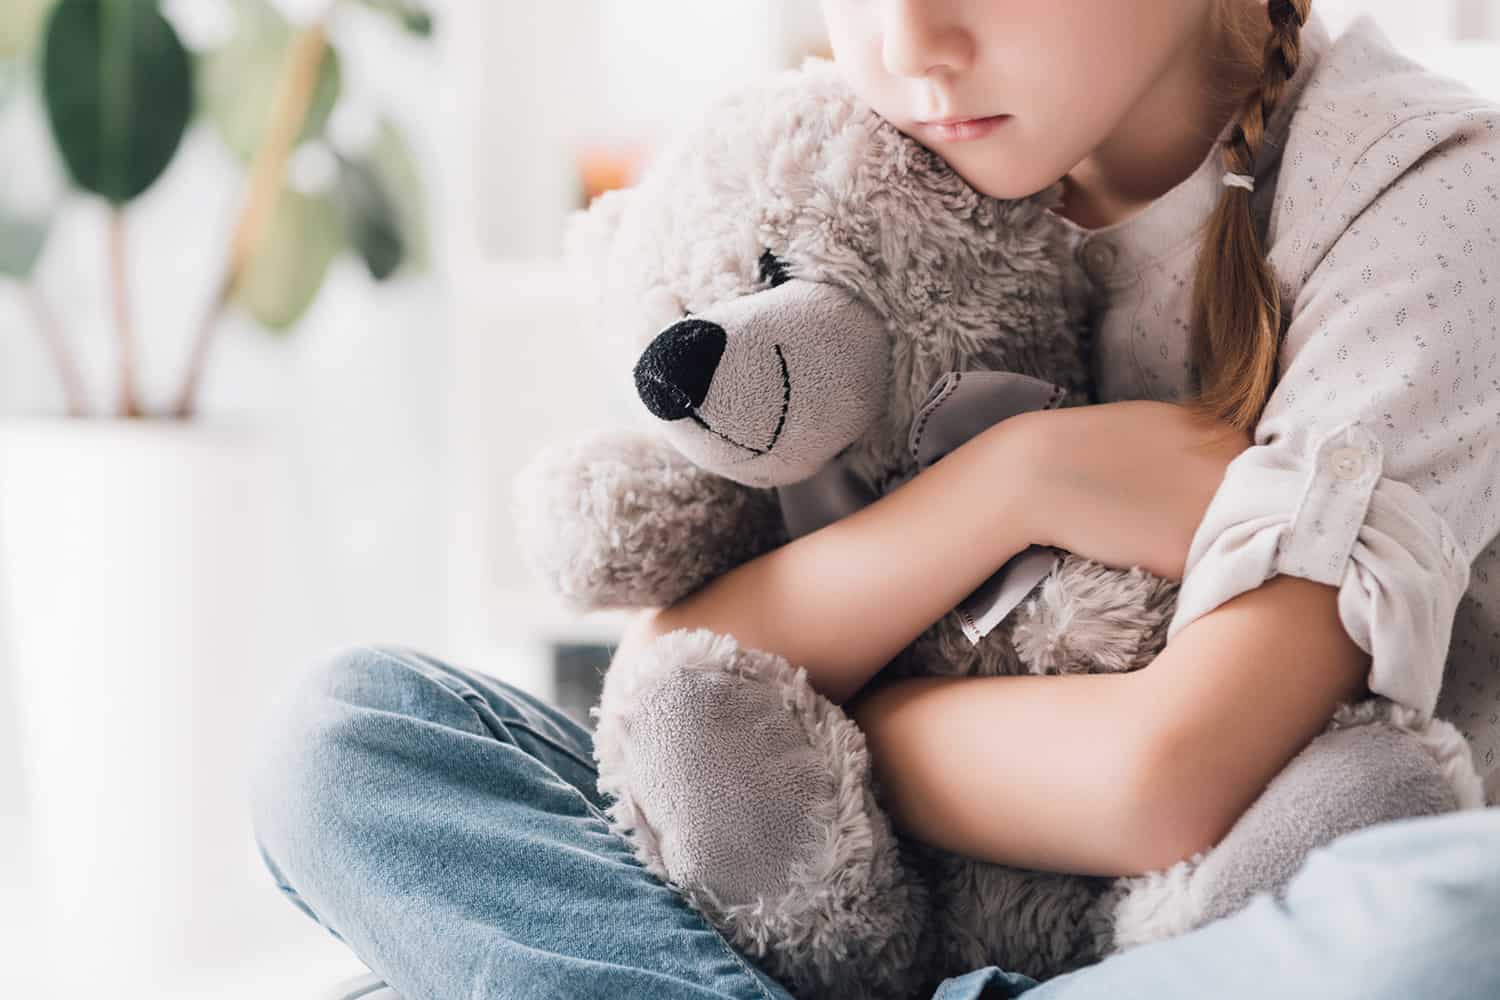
[1008,400,1253,582]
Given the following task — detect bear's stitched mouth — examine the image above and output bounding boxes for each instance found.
[687,344,791,464]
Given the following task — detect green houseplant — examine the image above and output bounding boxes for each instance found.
[0,0,432,418]
[0,2,435,988]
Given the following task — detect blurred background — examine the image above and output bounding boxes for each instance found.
[0,1,1495,997]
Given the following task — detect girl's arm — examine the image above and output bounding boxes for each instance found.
[846,400,1371,876]
[621,399,1242,705]
[848,572,1368,876]
[619,420,1044,706]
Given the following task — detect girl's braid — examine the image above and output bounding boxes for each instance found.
[1224,0,1310,180]
[1186,0,1311,434]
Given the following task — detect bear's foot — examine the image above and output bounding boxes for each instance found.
[592,627,932,1000]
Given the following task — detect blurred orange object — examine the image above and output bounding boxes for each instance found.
[576,142,652,207]
[796,43,835,65]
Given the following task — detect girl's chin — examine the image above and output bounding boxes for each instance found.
[951,163,1056,202]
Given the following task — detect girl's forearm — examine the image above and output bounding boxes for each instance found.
[847,669,1155,876]
[626,422,1037,705]
[847,574,1370,878]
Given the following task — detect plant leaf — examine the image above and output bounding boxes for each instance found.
[333,153,403,281]
[357,0,433,37]
[0,212,49,278]
[41,0,193,204]
[199,0,341,162]
[0,0,53,59]
[234,187,342,331]
[369,120,427,272]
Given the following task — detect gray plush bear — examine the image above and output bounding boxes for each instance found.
[512,58,1485,1000]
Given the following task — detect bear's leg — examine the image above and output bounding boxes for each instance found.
[1103,703,1483,953]
[512,427,788,611]
[591,626,932,1000]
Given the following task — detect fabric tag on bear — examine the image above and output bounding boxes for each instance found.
[908,371,1067,644]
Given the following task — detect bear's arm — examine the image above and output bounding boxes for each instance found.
[512,427,789,611]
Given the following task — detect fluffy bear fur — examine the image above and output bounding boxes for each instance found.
[512,57,1483,1000]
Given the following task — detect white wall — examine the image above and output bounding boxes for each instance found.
[455,0,821,259]
[1320,0,1499,41]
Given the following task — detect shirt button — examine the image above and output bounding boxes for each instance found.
[1329,446,1365,481]
[1080,240,1119,281]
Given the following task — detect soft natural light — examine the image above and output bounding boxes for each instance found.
[1,2,1497,998]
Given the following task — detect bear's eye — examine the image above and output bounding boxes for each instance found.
[758,249,792,289]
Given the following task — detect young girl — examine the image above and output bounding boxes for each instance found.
[249,3,1500,998]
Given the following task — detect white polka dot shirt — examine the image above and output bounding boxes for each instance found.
[1049,11,1500,803]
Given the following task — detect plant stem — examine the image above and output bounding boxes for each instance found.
[171,23,331,419]
[26,284,91,418]
[108,208,144,418]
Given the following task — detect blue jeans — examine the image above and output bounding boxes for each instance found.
[247,644,1500,1000]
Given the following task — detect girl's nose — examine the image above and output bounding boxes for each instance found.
[880,0,973,79]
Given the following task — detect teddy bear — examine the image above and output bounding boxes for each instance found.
[511,57,1485,1000]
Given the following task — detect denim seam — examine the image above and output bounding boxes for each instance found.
[366,646,602,777]
[711,942,784,1000]
[473,702,601,778]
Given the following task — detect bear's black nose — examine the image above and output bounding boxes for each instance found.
[633,318,726,421]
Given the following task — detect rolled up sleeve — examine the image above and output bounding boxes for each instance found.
[1165,113,1500,720]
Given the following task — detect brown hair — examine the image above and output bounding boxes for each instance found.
[1185,0,1311,434]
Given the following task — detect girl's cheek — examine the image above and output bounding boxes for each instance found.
[828,53,885,110]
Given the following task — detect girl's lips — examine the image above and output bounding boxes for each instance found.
[923,115,1011,142]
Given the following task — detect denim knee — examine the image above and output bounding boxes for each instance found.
[247,642,552,847]
[246,646,440,874]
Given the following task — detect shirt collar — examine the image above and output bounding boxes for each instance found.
[1049,9,1335,289]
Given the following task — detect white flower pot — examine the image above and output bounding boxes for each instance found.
[0,418,297,992]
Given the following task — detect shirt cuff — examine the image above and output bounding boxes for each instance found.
[1164,421,1472,719]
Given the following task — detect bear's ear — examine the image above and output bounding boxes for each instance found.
[562,186,635,276]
